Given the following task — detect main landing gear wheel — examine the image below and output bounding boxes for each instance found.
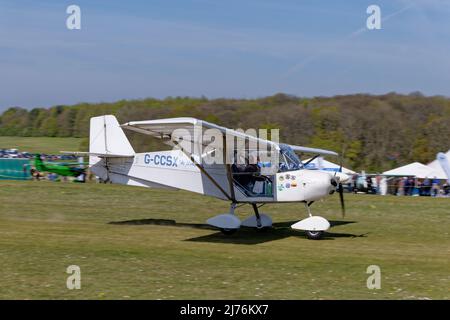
[220,228,237,235]
[305,230,324,240]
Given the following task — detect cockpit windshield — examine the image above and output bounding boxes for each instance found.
[279,144,302,172]
[231,144,303,175]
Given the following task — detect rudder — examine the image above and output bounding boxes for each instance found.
[89,115,135,156]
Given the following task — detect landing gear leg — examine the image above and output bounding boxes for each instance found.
[230,202,237,215]
[241,204,272,229]
[252,203,262,228]
[304,202,323,239]
[305,202,313,217]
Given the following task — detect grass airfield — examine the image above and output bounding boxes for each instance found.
[0,180,448,300]
[0,136,83,154]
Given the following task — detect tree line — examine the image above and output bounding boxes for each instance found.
[1,92,449,172]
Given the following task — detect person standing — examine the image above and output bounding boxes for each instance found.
[375,175,382,194]
[417,180,423,196]
[408,177,415,196]
[443,182,450,196]
[431,176,440,197]
[403,177,410,196]
[422,177,431,196]
[380,176,388,195]
[366,176,373,194]
[397,177,405,196]
[352,174,358,193]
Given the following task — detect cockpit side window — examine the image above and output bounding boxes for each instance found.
[231,144,302,173]
[279,144,302,172]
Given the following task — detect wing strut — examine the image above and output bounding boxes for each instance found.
[223,135,236,202]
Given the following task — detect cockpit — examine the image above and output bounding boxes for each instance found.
[231,144,304,198]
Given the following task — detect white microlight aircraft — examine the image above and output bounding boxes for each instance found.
[65,115,349,240]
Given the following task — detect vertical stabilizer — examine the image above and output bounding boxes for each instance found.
[89,115,135,156]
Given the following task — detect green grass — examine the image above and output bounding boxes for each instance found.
[0,180,448,299]
[0,136,84,154]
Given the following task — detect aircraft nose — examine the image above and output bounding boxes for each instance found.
[301,171,336,201]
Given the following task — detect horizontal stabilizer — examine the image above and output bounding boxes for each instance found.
[61,151,134,158]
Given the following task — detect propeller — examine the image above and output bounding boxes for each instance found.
[338,181,345,218]
[336,157,346,218]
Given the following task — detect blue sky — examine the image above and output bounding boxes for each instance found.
[1,0,450,111]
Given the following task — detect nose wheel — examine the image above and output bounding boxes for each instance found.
[290,202,330,240]
[305,230,324,240]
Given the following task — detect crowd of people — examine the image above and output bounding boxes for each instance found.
[348,174,450,197]
[391,177,449,197]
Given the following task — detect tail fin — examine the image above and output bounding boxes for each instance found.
[34,154,45,171]
[89,115,135,156]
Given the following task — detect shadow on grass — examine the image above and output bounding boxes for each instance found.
[109,218,366,244]
[109,218,217,230]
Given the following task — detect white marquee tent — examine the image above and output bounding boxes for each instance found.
[303,157,356,175]
[382,162,447,179]
[427,150,450,180]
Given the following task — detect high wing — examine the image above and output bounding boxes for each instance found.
[121,117,279,153]
[120,117,338,157]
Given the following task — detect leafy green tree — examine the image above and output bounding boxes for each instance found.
[1,93,450,172]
